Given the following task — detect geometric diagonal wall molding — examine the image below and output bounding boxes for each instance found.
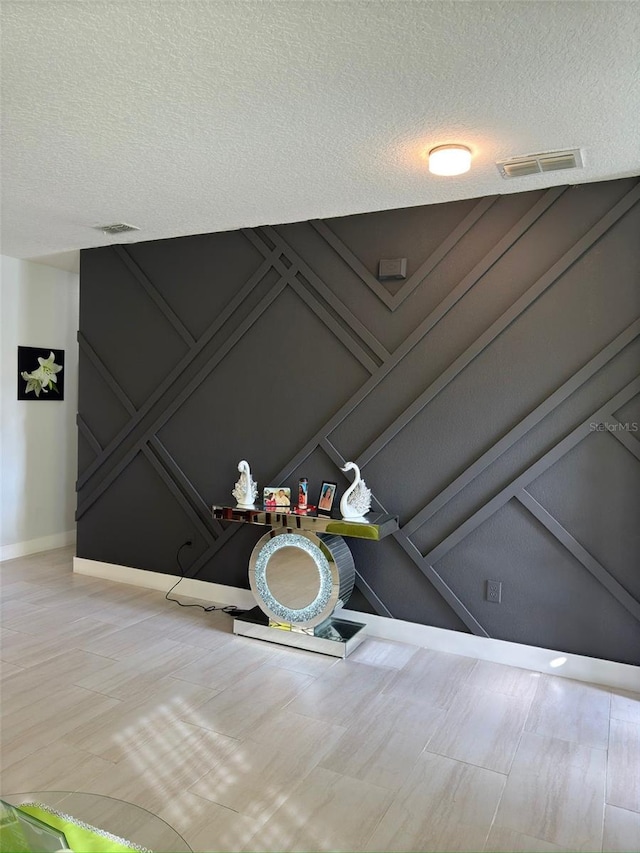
[403,317,640,536]
[609,421,640,461]
[355,183,640,468]
[77,244,276,488]
[76,414,103,457]
[516,488,640,622]
[78,175,640,664]
[315,435,487,635]
[310,190,562,311]
[423,377,640,566]
[245,227,390,365]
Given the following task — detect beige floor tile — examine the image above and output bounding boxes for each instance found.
[266,643,340,677]
[180,664,314,738]
[1,686,122,766]
[1,649,116,714]
[62,678,222,761]
[157,791,261,853]
[346,637,419,670]
[320,691,444,790]
[172,640,277,690]
[77,587,169,627]
[247,766,392,852]
[427,685,532,773]
[365,751,505,852]
[285,659,394,726]
[72,620,161,653]
[0,627,86,668]
[7,614,117,646]
[0,739,114,794]
[383,647,476,708]
[0,660,23,679]
[484,827,570,852]
[603,805,640,853]
[74,641,209,700]
[493,731,606,850]
[610,688,640,724]
[465,659,542,700]
[525,675,610,750]
[0,597,50,624]
[141,608,237,651]
[607,718,640,813]
[189,710,347,822]
[87,721,241,815]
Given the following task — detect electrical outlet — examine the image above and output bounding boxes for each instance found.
[486,580,502,603]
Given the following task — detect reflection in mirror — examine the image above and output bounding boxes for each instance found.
[265,546,320,610]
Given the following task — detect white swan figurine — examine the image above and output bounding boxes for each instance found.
[340,461,372,522]
[232,460,258,508]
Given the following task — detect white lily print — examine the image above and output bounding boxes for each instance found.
[21,351,62,397]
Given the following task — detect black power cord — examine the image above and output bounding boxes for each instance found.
[165,540,244,614]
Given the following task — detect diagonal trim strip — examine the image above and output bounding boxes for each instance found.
[320,435,487,635]
[243,228,381,372]
[356,183,640,468]
[78,333,137,416]
[607,419,640,463]
[77,248,274,490]
[517,489,640,623]
[392,532,489,636]
[288,278,379,374]
[257,226,391,362]
[76,278,289,519]
[352,569,394,618]
[148,436,225,537]
[422,376,640,567]
[114,246,196,346]
[403,318,640,536]
[142,443,218,548]
[311,195,498,311]
[77,414,103,456]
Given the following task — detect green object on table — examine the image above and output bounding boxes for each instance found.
[11,804,149,853]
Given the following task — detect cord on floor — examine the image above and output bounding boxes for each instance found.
[165,540,245,615]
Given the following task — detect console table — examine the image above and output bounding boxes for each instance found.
[211,505,398,657]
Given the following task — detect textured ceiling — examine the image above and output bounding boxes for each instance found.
[1,0,639,263]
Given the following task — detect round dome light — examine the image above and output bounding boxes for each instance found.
[428,144,472,176]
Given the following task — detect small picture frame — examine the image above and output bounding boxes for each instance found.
[17,346,65,401]
[264,486,291,508]
[317,481,337,514]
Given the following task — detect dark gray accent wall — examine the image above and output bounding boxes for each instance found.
[77,176,640,666]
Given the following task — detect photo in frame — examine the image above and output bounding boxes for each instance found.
[263,486,291,508]
[317,481,337,514]
[17,347,65,401]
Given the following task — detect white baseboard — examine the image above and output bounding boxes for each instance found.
[1,529,76,562]
[73,557,640,693]
[73,556,256,610]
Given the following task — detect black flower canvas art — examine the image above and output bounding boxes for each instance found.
[17,346,65,401]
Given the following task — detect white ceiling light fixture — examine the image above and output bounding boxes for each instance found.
[428,144,472,176]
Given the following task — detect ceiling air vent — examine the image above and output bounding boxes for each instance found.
[497,148,583,179]
[94,223,140,235]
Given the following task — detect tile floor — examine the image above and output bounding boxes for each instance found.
[1,547,639,852]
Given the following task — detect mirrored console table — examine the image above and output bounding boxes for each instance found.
[211,505,398,657]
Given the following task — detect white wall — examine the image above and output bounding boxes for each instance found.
[1,255,79,559]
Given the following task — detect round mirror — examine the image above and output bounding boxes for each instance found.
[264,546,320,610]
[249,530,354,627]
